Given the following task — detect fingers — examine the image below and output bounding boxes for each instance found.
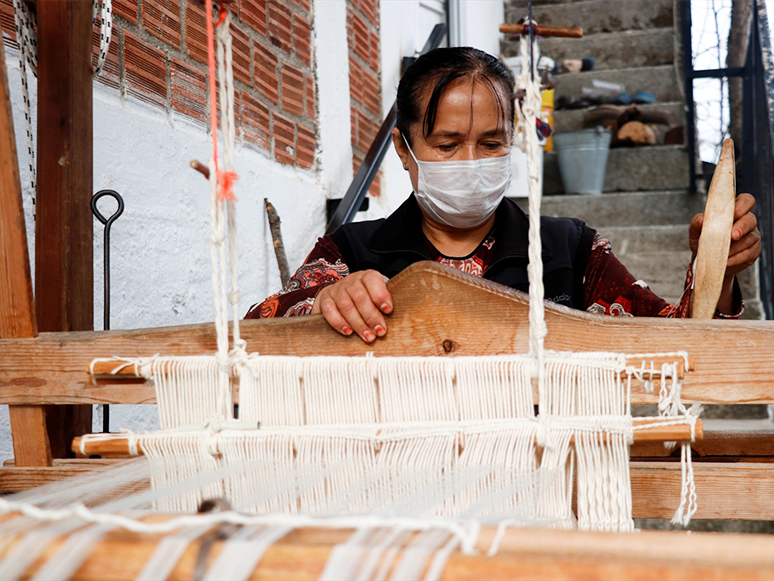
[727,229,762,271]
[731,208,758,241]
[734,193,756,222]
[314,270,392,343]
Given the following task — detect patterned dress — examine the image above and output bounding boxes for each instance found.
[246,231,743,320]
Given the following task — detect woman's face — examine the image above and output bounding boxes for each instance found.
[392,76,511,191]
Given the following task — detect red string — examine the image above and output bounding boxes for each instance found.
[205,1,238,202]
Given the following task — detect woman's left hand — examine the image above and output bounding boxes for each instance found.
[689,192,761,280]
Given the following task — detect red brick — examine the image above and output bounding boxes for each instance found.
[348,56,363,104]
[254,41,279,104]
[359,0,379,27]
[171,59,207,124]
[113,0,139,24]
[240,0,267,35]
[346,9,354,48]
[185,1,210,65]
[288,0,300,6]
[0,0,17,48]
[350,105,358,151]
[296,124,315,168]
[231,24,252,86]
[300,0,310,14]
[143,0,181,49]
[92,25,120,91]
[267,2,292,54]
[362,68,380,116]
[351,12,369,63]
[369,170,381,196]
[280,63,304,116]
[273,112,295,165]
[292,14,311,66]
[356,108,374,151]
[305,74,315,121]
[124,32,167,109]
[369,30,380,71]
[241,90,270,150]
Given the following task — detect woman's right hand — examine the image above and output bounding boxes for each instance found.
[311,270,393,342]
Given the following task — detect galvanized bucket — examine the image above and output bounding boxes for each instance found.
[553,127,611,195]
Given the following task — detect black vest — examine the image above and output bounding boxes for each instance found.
[330,195,596,310]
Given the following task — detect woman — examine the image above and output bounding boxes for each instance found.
[246,47,761,343]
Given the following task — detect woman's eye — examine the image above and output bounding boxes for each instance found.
[438,144,456,152]
[483,142,503,150]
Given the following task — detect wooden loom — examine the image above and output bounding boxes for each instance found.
[1,10,774,581]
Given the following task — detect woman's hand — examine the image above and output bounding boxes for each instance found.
[311,270,393,342]
[689,193,761,279]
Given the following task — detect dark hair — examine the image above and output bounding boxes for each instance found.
[396,47,515,146]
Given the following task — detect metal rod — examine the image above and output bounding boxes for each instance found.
[91,189,124,433]
[680,0,697,193]
[689,66,746,79]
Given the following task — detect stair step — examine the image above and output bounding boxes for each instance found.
[534,29,674,72]
[508,0,674,36]
[542,145,689,194]
[552,65,682,104]
[513,190,704,227]
[553,101,685,133]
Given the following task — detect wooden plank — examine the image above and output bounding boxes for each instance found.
[0,18,35,341]
[3,521,774,580]
[0,17,51,468]
[34,0,94,459]
[631,461,774,520]
[0,459,119,493]
[0,263,773,406]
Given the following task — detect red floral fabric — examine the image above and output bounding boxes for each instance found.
[245,232,740,320]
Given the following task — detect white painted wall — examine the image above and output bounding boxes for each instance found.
[0,0,504,461]
[0,0,355,460]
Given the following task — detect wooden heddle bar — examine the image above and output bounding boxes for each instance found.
[71,417,703,457]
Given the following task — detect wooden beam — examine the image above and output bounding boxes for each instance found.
[34,0,93,459]
[1,263,774,406]
[0,16,51,467]
[0,459,119,493]
[3,519,774,580]
[631,461,774,520]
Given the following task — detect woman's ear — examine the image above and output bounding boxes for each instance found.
[391,127,410,171]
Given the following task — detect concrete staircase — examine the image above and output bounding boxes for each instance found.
[503,0,762,319]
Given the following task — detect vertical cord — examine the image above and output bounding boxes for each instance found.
[518,28,547,402]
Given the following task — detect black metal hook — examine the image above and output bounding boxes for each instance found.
[91,189,124,434]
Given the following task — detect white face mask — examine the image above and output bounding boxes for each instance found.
[403,136,512,229]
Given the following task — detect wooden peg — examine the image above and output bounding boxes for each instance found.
[499,23,583,39]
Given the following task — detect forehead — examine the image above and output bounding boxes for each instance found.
[420,76,508,136]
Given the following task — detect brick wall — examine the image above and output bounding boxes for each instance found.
[346,0,381,196]
[0,0,316,170]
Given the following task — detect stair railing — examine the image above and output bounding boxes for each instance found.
[681,0,774,318]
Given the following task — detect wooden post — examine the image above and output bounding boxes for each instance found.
[34,0,94,459]
[0,29,52,467]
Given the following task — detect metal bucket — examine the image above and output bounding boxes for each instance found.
[553,127,611,195]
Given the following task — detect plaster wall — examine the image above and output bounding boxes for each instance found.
[0,0,354,459]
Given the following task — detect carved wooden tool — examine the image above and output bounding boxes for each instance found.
[692,138,736,319]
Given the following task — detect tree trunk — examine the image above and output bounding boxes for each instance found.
[727,0,753,147]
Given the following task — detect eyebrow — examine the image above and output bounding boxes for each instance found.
[428,128,507,139]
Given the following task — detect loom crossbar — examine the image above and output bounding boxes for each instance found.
[0,263,772,405]
[2,517,774,579]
